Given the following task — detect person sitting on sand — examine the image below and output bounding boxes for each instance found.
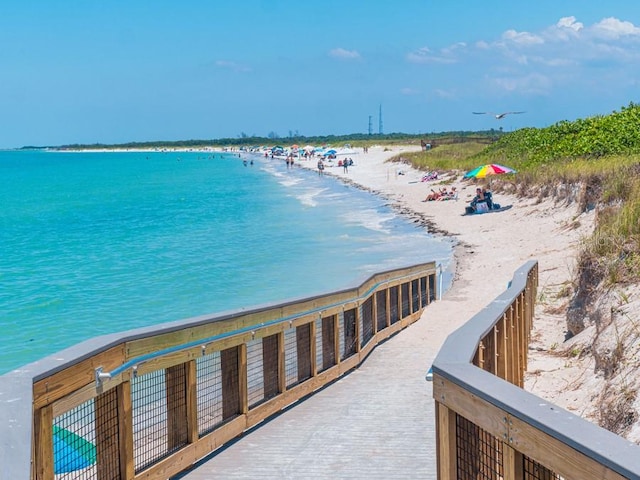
[437,186,457,200]
[422,189,441,202]
[482,188,493,209]
[470,188,485,207]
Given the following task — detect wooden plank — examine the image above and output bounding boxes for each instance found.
[435,402,457,480]
[277,332,286,394]
[435,375,626,480]
[310,319,318,377]
[508,415,627,480]
[51,381,99,418]
[134,415,247,480]
[33,344,126,409]
[34,405,53,480]
[432,373,508,441]
[238,343,248,415]
[118,381,134,480]
[496,315,507,381]
[185,360,198,444]
[503,444,524,480]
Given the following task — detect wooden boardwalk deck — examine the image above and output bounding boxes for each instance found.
[172,295,468,480]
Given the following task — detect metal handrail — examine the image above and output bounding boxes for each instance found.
[95,267,430,387]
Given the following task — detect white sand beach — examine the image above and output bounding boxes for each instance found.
[295,145,596,412]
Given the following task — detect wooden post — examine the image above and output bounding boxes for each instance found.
[118,381,134,479]
[238,343,248,415]
[34,405,54,480]
[435,402,457,480]
[185,360,198,443]
[504,444,525,480]
[310,319,318,377]
[332,315,340,366]
[497,315,507,381]
[277,332,286,394]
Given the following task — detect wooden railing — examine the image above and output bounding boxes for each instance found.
[0,262,437,480]
[432,261,640,479]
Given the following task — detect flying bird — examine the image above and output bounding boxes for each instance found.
[472,111,526,119]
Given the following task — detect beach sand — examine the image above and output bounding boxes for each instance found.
[295,144,596,412]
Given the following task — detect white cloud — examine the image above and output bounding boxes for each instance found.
[215,60,251,73]
[407,16,640,99]
[329,48,361,60]
[501,29,544,46]
[433,89,456,99]
[492,73,552,95]
[557,16,583,32]
[407,46,458,64]
[400,87,420,96]
[590,17,640,40]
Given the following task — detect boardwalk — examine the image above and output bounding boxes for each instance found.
[173,274,496,480]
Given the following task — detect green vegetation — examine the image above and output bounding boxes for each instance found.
[401,102,640,287]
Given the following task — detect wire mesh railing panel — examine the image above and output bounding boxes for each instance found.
[321,315,336,371]
[246,339,266,408]
[132,369,174,473]
[389,286,399,324]
[429,273,436,302]
[411,279,420,312]
[296,323,312,383]
[338,311,346,360]
[315,317,324,372]
[376,290,387,331]
[361,297,374,346]
[524,456,563,479]
[284,327,299,388]
[196,352,223,436]
[53,398,97,480]
[401,282,411,318]
[342,308,357,360]
[456,414,503,480]
[420,276,428,306]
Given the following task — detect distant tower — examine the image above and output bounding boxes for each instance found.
[368,115,373,135]
[378,104,383,135]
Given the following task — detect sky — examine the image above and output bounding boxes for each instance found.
[2,1,640,148]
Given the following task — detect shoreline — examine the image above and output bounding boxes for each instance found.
[293,144,596,410]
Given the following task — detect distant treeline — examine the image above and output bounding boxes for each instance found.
[26,130,506,151]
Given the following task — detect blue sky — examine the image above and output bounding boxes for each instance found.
[2,1,640,148]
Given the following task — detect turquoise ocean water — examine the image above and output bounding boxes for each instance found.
[0,149,452,374]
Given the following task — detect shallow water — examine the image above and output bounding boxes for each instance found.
[0,149,452,373]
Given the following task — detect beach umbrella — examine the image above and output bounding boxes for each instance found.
[464,163,515,179]
[53,425,96,474]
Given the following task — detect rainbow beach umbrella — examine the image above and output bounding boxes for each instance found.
[464,163,516,179]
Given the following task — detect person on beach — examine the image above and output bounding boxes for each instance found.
[343,159,349,173]
[317,158,325,175]
[422,189,441,202]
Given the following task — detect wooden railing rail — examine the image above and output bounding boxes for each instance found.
[0,262,437,480]
[432,260,640,480]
